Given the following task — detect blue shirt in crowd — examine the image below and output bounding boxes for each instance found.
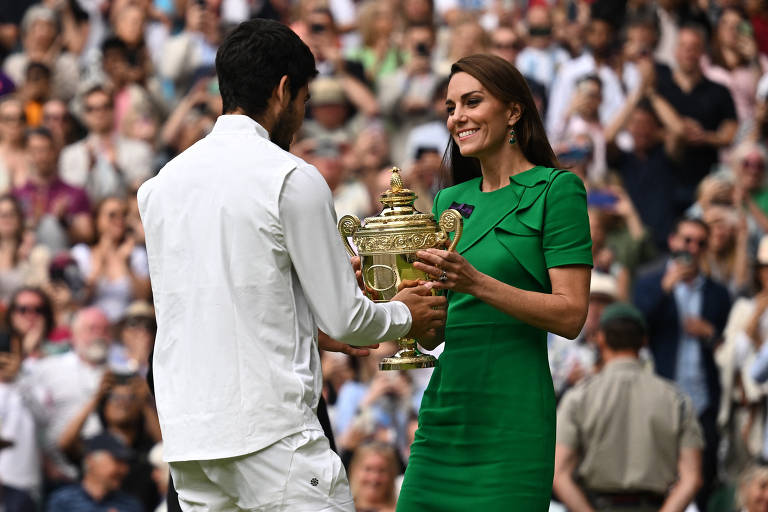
[673,274,710,415]
[46,485,142,512]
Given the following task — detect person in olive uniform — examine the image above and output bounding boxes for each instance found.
[396,54,593,511]
[553,302,704,512]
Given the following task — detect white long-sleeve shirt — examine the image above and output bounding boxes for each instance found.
[138,115,411,462]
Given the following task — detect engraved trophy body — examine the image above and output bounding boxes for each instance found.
[338,168,463,370]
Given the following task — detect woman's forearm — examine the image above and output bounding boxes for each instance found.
[469,269,590,339]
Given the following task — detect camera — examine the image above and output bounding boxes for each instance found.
[415,42,430,57]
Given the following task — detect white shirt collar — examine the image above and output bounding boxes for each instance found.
[211,114,270,140]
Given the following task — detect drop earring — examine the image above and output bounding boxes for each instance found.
[508,126,517,145]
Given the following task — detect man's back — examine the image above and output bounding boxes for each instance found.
[557,358,703,493]
[138,115,322,462]
[139,115,411,463]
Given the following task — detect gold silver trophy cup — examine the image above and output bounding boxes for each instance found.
[338,168,463,370]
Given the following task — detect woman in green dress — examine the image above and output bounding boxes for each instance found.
[396,54,593,511]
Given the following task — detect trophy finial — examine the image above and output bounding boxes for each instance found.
[390,167,403,192]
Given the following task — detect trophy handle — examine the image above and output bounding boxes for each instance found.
[337,215,362,257]
[439,209,464,252]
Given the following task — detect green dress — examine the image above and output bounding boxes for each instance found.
[397,167,593,511]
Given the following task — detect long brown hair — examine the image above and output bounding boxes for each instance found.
[442,54,559,186]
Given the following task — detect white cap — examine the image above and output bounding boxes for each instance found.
[590,271,618,300]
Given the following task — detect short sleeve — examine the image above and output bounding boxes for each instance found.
[543,172,593,269]
[678,392,705,449]
[556,387,582,449]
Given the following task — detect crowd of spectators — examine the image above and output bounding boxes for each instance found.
[1,0,768,511]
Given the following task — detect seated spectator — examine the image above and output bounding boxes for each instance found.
[116,301,156,377]
[21,307,114,484]
[378,22,441,165]
[702,204,750,297]
[737,465,768,512]
[547,8,625,142]
[59,85,153,203]
[403,77,450,170]
[302,77,357,146]
[0,96,30,192]
[718,236,768,486]
[13,127,92,252]
[0,330,41,501]
[516,5,568,91]
[731,141,768,237]
[41,99,85,151]
[299,7,378,118]
[58,375,161,510]
[348,441,400,512]
[436,19,488,76]
[553,74,607,182]
[587,183,655,287]
[46,432,142,512]
[0,195,49,304]
[18,61,51,128]
[45,253,85,343]
[158,76,218,161]
[490,24,524,68]
[158,1,221,99]
[2,5,79,102]
[71,196,151,323]
[6,286,61,362]
[335,343,415,462]
[345,0,402,84]
[702,7,768,142]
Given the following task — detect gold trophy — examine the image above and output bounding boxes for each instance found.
[338,167,463,370]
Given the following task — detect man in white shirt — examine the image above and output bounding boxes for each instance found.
[138,19,446,512]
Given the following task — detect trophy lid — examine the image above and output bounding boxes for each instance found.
[360,167,435,230]
[379,167,416,212]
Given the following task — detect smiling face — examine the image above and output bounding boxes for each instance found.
[445,72,515,159]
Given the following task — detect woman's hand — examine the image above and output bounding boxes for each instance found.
[414,248,484,295]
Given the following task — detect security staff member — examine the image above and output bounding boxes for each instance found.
[553,302,704,512]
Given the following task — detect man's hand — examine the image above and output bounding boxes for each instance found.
[391,283,447,340]
[318,330,379,357]
[684,316,715,341]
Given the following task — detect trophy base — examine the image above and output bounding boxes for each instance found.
[379,342,437,370]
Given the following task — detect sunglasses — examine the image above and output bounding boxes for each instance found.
[84,103,112,113]
[13,305,44,315]
[683,236,707,248]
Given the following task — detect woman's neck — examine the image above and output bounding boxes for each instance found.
[478,146,535,192]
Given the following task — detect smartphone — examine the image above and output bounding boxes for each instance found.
[587,190,618,209]
[672,250,693,265]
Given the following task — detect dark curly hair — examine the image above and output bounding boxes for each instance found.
[215,18,317,118]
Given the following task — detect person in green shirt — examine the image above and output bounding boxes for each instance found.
[396,54,593,511]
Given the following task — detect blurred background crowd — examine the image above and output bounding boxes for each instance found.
[1,0,768,511]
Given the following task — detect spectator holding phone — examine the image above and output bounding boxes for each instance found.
[634,217,732,508]
[378,22,441,165]
[553,74,607,182]
[58,374,161,510]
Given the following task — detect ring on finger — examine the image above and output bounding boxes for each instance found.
[439,271,448,282]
